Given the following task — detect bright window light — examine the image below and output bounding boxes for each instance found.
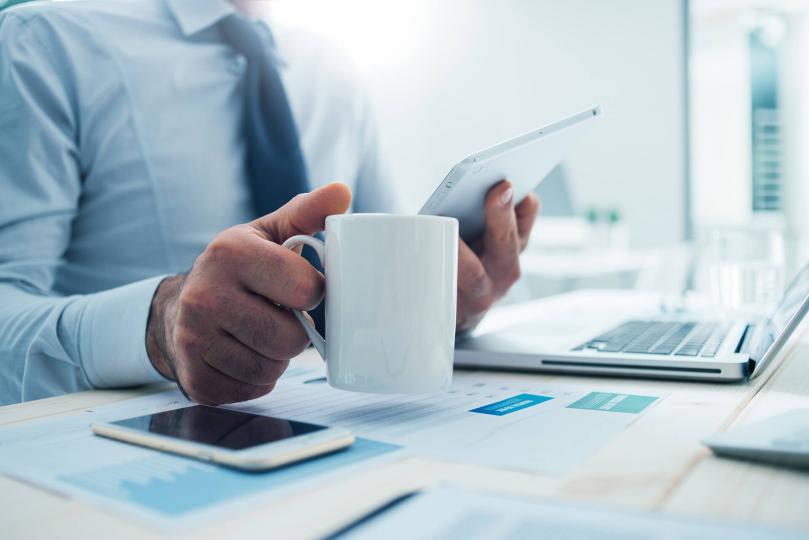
[270,0,437,72]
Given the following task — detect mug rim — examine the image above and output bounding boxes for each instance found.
[325,213,458,225]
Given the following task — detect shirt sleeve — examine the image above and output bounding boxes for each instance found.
[0,12,165,405]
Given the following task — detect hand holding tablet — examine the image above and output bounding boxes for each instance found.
[419,106,601,242]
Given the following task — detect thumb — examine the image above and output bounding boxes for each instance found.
[250,182,352,241]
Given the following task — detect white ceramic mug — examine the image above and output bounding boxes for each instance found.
[282,214,458,393]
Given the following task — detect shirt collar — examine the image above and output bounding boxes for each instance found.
[166,0,236,36]
[165,0,288,67]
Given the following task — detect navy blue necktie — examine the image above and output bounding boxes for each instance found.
[218,14,325,334]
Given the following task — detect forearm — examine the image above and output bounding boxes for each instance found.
[0,278,167,404]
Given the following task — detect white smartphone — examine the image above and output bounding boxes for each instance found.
[419,106,602,242]
[91,405,355,471]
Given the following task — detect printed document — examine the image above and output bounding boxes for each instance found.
[0,366,661,528]
[232,366,660,473]
[0,388,401,530]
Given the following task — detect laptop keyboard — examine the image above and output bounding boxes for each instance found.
[575,321,731,357]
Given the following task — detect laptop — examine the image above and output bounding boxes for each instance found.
[455,263,809,382]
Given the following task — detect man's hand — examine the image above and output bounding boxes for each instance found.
[456,180,539,332]
[146,183,352,405]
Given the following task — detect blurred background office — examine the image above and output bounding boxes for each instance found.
[271,0,809,317]
[4,0,807,317]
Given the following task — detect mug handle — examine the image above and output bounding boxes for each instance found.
[281,235,326,361]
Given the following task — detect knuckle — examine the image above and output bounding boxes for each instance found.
[180,283,214,314]
[173,326,200,357]
[284,194,307,213]
[288,193,306,207]
[205,230,242,268]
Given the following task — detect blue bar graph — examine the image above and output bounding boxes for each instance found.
[59,438,398,516]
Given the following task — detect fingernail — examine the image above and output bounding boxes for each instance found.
[499,187,514,208]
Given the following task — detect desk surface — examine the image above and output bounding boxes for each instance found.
[2,294,809,539]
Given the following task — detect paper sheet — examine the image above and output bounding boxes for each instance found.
[337,487,807,540]
[232,366,661,473]
[0,366,661,529]
[0,385,402,530]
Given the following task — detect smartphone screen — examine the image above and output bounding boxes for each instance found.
[109,405,327,450]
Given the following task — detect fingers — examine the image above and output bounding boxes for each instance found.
[250,182,352,240]
[480,180,521,290]
[457,239,495,328]
[185,363,273,406]
[209,287,311,362]
[163,185,351,407]
[171,326,275,405]
[202,228,325,310]
[172,272,305,403]
[515,193,540,252]
[201,330,291,387]
[457,240,492,302]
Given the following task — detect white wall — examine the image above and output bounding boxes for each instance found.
[275,0,687,248]
[689,13,752,226]
[781,13,809,272]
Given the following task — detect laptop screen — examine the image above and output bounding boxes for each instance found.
[769,263,809,337]
[752,262,809,367]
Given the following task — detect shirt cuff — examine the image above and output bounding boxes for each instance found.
[68,275,169,388]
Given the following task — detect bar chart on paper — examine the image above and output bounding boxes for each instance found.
[0,367,661,529]
[0,392,401,530]
[58,438,397,517]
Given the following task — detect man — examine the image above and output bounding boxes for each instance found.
[0,0,538,406]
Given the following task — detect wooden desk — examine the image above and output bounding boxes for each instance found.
[2,306,809,539]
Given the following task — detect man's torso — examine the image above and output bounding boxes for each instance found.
[8,0,375,294]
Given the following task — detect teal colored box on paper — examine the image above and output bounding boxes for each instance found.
[470,394,553,416]
[567,392,657,414]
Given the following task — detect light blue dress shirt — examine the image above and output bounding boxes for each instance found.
[0,0,399,404]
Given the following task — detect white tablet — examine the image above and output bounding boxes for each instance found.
[419,106,601,242]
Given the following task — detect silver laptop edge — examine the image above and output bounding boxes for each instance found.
[748,281,809,380]
[456,263,809,382]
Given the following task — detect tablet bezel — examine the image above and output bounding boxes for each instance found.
[419,106,601,242]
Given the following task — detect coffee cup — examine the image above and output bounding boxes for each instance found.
[282,214,458,393]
